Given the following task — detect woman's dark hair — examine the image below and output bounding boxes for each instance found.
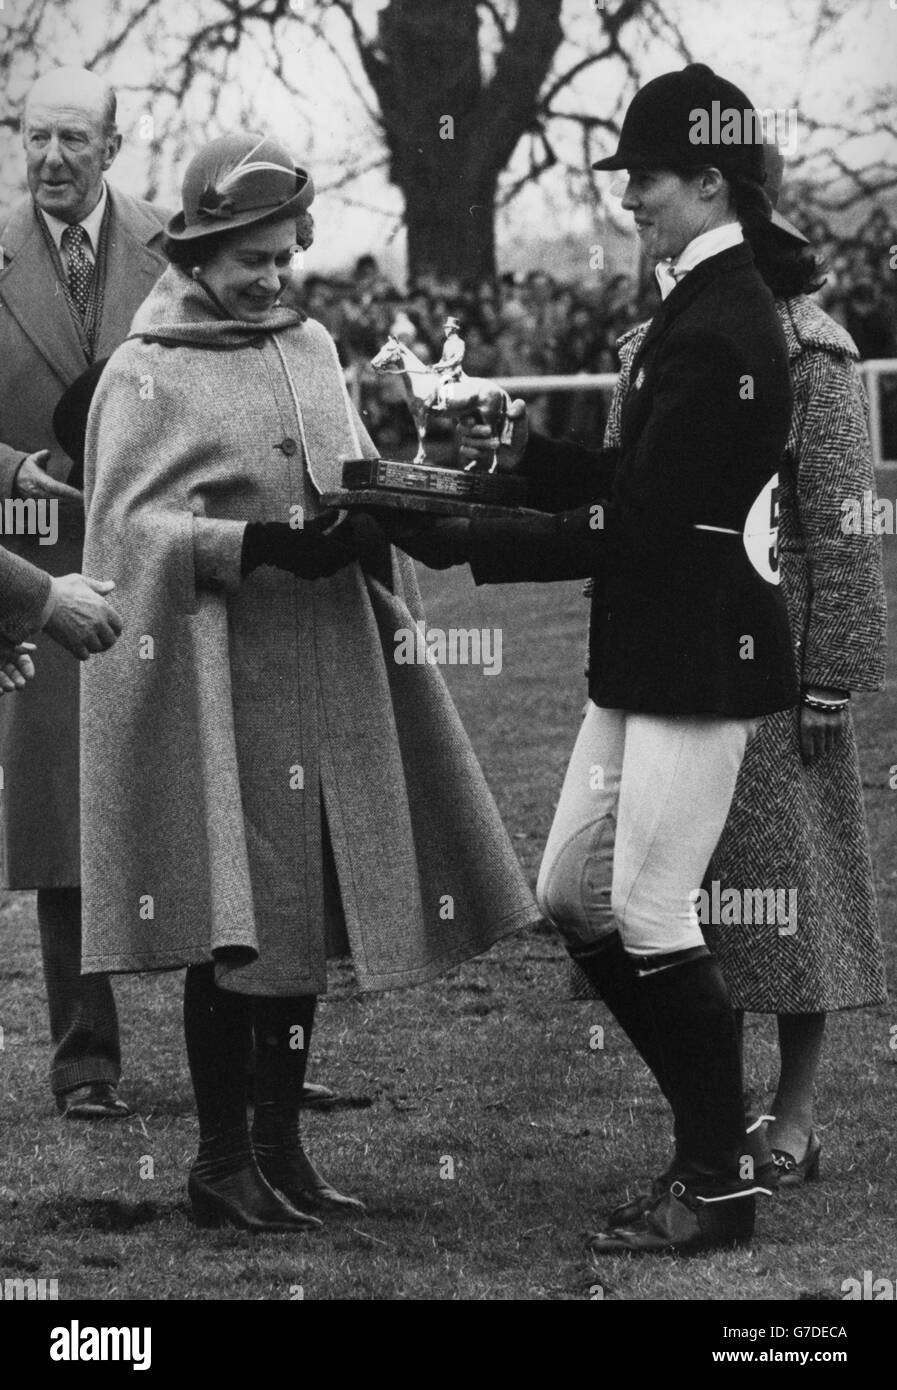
[729,176,827,300]
[162,228,232,270]
[666,166,827,300]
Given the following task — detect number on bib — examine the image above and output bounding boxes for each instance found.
[743,474,780,585]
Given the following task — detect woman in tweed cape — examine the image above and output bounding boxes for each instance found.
[80,135,540,1233]
[576,200,887,1187]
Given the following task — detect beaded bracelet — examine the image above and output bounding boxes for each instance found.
[802,693,850,713]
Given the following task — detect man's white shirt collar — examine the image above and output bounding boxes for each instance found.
[42,181,108,262]
[655,221,744,300]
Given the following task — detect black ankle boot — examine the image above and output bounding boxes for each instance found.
[255,1137,366,1217]
[188,1158,323,1232]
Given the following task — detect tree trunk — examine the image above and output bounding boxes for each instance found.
[359,0,564,284]
[403,161,499,285]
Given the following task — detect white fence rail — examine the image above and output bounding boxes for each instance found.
[347,360,897,469]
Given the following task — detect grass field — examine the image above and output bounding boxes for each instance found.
[1,498,895,1302]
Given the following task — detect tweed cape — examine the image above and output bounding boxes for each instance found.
[573,295,887,1012]
[80,266,541,995]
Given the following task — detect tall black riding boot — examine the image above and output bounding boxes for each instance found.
[569,932,673,1097]
[252,994,365,1217]
[590,949,765,1255]
[183,963,320,1232]
[571,933,684,1221]
[641,950,746,1179]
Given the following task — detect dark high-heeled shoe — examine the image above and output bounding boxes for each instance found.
[256,1146,366,1217]
[188,1161,323,1232]
[771,1131,821,1188]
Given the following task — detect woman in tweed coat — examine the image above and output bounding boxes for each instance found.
[81,135,540,1233]
[576,154,887,1191]
[706,282,888,1185]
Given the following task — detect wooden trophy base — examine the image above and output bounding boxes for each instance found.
[322,457,532,518]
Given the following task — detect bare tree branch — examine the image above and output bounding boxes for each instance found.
[1,0,893,282]
[496,129,559,207]
[463,0,565,187]
[478,0,510,45]
[305,7,382,129]
[539,45,616,108]
[636,0,695,66]
[87,0,165,66]
[318,155,391,194]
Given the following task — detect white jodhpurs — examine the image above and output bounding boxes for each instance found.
[536,702,756,958]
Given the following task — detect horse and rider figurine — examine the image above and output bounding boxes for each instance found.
[370,317,515,473]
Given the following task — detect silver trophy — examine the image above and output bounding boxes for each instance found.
[326,319,527,516]
[370,317,514,471]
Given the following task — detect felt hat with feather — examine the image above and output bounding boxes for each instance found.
[166,133,314,242]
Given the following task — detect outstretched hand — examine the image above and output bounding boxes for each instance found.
[457,397,528,472]
[43,575,122,661]
[16,450,84,502]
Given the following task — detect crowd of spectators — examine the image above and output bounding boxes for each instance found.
[814,207,897,454]
[809,207,897,357]
[299,254,646,448]
[297,205,897,453]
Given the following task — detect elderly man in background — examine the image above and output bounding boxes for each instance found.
[0,66,167,1119]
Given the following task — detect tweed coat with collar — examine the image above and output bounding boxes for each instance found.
[469,243,799,718]
[0,186,168,886]
[576,294,888,1011]
[79,267,540,995]
[707,295,888,1010]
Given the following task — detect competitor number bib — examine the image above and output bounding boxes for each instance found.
[742,473,780,585]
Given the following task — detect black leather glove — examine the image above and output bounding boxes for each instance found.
[383,516,472,570]
[329,511,393,587]
[241,512,355,580]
